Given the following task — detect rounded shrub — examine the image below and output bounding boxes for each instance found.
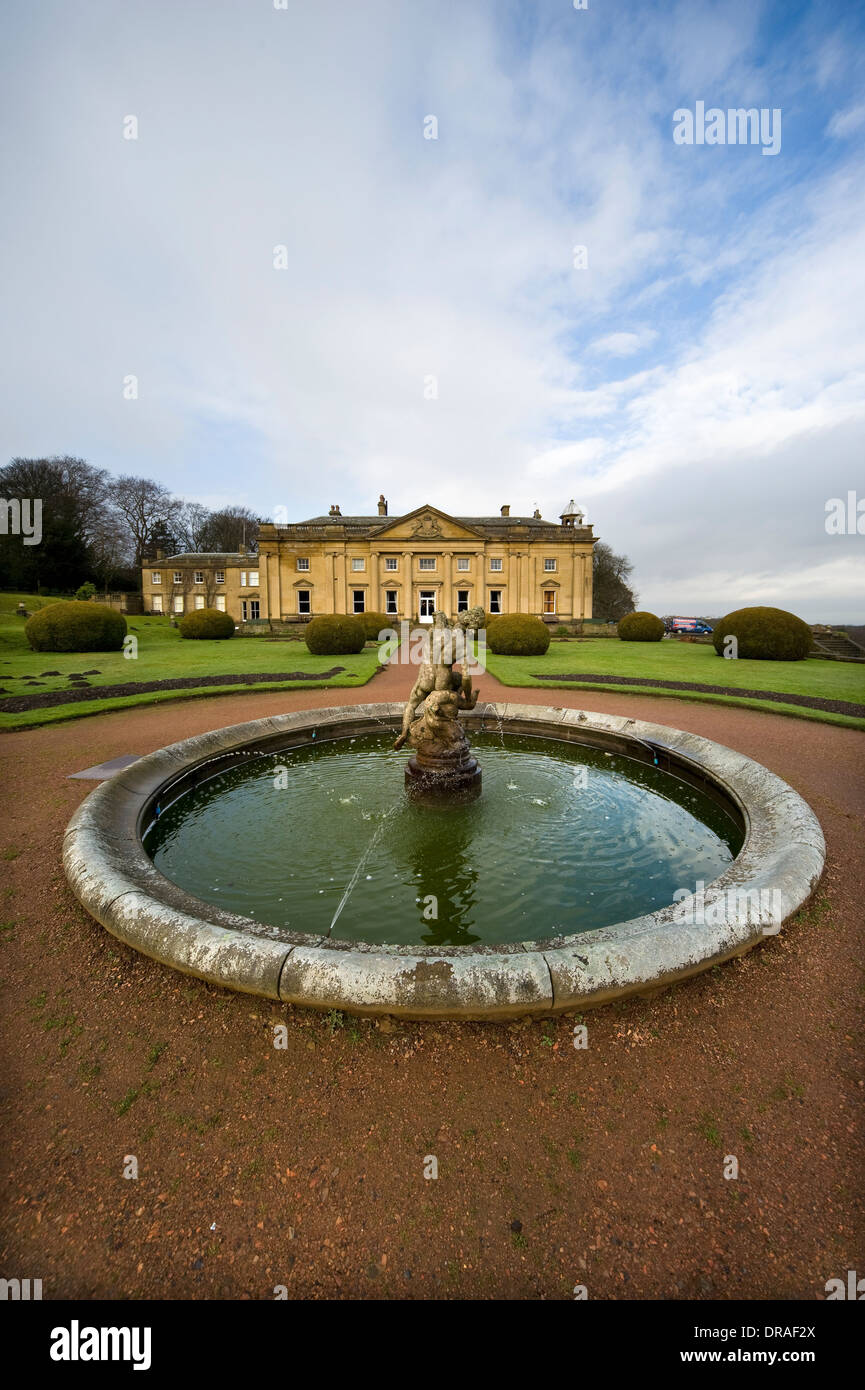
[618,611,665,642]
[712,606,812,661]
[178,607,236,640]
[305,614,366,655]
[357,611,391,642]
[74,582,97,602]
[25,601,127,653]
[486,613,551,656]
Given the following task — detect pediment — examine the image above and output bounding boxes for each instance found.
[371,504,483,542]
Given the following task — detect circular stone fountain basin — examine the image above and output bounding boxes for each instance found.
[63,703,825,1020]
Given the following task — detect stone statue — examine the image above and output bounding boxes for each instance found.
[394,607,484,797]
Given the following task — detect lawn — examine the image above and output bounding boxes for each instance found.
[0,594,384,730]
[484,637,865,730]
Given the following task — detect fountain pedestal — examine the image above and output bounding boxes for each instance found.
[405,743,482,800]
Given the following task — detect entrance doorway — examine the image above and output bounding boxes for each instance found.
[418,590,436,623]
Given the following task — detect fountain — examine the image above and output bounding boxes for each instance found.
[62,625,826,1018]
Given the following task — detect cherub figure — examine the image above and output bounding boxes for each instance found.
[392,607,483,751]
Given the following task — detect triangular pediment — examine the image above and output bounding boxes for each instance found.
[371,504,483,542]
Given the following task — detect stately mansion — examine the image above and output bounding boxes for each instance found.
[141,499,597,625]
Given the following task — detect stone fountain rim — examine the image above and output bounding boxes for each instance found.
[62,701,826,1020]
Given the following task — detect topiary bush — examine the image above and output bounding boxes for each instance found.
[25,601,127,652]
[618,611,665,642]
[178,607,236,640]
[486,613,551,656]
[712,606,812,661]
[357,611,391,642]
[305,613,367,655]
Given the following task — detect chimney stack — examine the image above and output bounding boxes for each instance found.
[500,504,510,517]
[155,548,164,561]
[378,494,388,516]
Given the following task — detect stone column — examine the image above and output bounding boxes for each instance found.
[443,550,452,617]
[274,547,282,620]
[403,549,413,620]
[571,549,580,622]
[369,551,379,612]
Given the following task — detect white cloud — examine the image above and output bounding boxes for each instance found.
[590,330,658,357]
[827,103,865,138]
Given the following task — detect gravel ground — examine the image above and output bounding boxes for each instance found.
[0,662,862,1300]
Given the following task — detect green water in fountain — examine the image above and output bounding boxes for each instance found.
[144,731,743,947]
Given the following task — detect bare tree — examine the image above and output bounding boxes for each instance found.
[176,501,211,553]
[109,475,184,568]
[592,542,638,621]
[197,505,261,554]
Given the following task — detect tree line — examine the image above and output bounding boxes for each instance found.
[0,456,261,594]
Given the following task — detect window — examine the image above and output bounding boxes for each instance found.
[489,589,502,614]
[240,570,260,588]
[457,557,470,571]
[351,557,365,572]
[151,594,163,613]
[544,558,557,572]
[490,557,503,571]
[151,572,162,584]
[215,570,225,584]
[249,570,259,586]
[249,600,260,620]
[419,556,436,570]
[385,590,398,614]
[214,595,226,612]
[241,600,248,621]
[543,590,557,614]
[457,590,469,612]
[194,594,205,610]
[297,557,309,571]
[194,570,204,585]
[173,595,184,614]
[353,589,365,613]
[298,589,311,615]
[384,557,398,571]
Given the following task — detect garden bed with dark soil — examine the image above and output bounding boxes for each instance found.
[0,668,346,713]
[530,671,865,717]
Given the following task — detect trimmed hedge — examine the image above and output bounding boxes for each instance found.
[357,611,391,642]
[486,613,551,656]
[25,601,127,653]
[178,607,236,640]
[618,611,665,642]
[712,606,813,661]
[305,614,367,655]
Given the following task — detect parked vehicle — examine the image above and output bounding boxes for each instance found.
[665,616,714,635]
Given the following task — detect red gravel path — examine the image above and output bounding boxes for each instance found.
[0,659,862,1300]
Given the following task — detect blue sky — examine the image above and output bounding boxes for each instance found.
[2,0,864,617]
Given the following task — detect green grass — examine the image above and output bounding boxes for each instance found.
[0,593,385,730]
[484,638,865,730]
